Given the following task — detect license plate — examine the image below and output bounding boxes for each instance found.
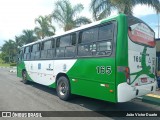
[141,78,148,83]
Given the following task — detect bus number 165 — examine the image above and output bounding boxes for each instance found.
[96,66,112,75]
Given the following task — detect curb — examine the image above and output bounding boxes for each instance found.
[0,66,17,69]
[0,66,17,73]
[142,93,160,106]
[9,69,17,73]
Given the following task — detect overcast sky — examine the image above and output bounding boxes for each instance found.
[0,0,159,46]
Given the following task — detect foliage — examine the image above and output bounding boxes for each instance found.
[0,52,8,63]
[20,30,38,44]
[0,63,10,67]
[2,0,159,64]
[10,63,17,66]
[51,0,91,31]
[15,35,24,48]
[90,0,160,20]
[1,40,17,63]
[34,15,56,39]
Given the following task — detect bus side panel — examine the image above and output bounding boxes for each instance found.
[17,61,25,78]
[115,15,128,102]
[67,57,116,102]
[17,61,33,81]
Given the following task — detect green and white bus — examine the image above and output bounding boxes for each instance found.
[17,14,157,103]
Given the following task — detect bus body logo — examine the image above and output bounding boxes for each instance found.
[31,64,33,70]
[46,64,53,71]
[63,64,67,72]
[38,63,41,70]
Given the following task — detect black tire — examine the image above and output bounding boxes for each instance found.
[22,71,28,84]
[56,76,71,101]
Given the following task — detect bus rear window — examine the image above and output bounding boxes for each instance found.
[128,16,155,47]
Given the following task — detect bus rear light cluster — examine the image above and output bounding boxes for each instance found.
[127,78,130,85]
[125,67,131,85]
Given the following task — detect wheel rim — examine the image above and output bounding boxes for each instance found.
[58,81,68,96]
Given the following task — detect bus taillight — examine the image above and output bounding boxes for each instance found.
[125,67,130,84]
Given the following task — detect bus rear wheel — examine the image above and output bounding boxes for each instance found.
[56,76,71,101]
[22,71,28,84]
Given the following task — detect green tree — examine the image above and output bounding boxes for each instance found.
[51,0,91,31]
[34,15,56,39]
[1,40,17,63]
[21,30,37,44]
[90,0,160,20]
[15,35,23,47]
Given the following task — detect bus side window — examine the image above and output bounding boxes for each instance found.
[30,45,34,60]
[24,46,30,60]
[78,27,98,57]
[20,50,24,61]
[30,45,33,60]
[56,37,65,58]
[96,41,112,56]
[78,44,92,56]
[30,43,40,60]
[36,43,41,59]
[51,39,55,58]
[65,33,76,58]
[18,50,23,62]
[56,34,76,58]
[41,41,47,59]
[41,40,53,59]
[96,23,113,56]
[77,23,113,57]
[98,24,113,41]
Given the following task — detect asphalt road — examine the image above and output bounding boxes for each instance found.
[0,68,160,120]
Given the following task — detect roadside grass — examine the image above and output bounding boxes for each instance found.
[0,58,16,67]
[0,59,10,67]
[0,63,10,67]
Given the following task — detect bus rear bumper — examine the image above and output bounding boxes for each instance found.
[117,81,157,102]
